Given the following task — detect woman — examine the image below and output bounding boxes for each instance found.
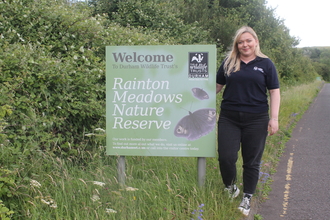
[216,26,280,216]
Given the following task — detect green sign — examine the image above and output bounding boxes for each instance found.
[106,45,216,157]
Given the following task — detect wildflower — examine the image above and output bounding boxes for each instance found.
[259,171,270,183]
[41,199,51,205]
[106,208,117,213]
[264,162,270,167]
[94,128,105,132]
[91,194,100,202]
[85,133,95,137]
[40,196,57,208]
[126,186,139,191]
[191,204,204,220]
[93,181,106,187]
[50,204,57,209]
[30,180,41,188]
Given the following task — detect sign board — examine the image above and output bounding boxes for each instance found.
[106,45,216,157]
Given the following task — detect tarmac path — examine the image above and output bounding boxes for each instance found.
[258,83,330,220]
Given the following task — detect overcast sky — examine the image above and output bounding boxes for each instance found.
[266,0,329,47]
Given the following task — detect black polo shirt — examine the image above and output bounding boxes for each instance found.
[216,57,280,113]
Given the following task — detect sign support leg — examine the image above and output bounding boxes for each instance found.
[118,156,126,186]
[197,157,206,187]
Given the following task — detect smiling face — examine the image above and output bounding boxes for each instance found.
[237,32,258,61]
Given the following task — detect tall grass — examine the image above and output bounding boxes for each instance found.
[3,80,323,220]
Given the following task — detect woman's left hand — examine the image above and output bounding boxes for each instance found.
[268,119,279,136]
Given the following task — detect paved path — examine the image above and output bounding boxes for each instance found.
[258,83,330,220]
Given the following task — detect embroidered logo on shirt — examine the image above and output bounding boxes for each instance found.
[253,66,264,73]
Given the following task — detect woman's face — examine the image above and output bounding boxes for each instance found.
[237,32,258,59]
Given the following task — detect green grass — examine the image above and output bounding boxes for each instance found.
[2,80,324,220]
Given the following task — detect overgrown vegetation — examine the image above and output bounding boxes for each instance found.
[301,47,330,81]
[0,0,328,219]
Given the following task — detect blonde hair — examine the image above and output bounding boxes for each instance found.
[224,26,268,76]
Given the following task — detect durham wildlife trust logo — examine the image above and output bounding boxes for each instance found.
[188,52,209,79]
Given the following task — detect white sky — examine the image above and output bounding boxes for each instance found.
[266,0,329,47]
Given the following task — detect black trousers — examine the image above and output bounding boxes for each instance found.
[217,109,269,194]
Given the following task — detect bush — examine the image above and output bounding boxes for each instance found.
[0,168,16,219]
[0,200,14,220]
[0,0,180,159]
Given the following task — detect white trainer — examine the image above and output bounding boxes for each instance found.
[238,195,251,216]
[224,184,240,199]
